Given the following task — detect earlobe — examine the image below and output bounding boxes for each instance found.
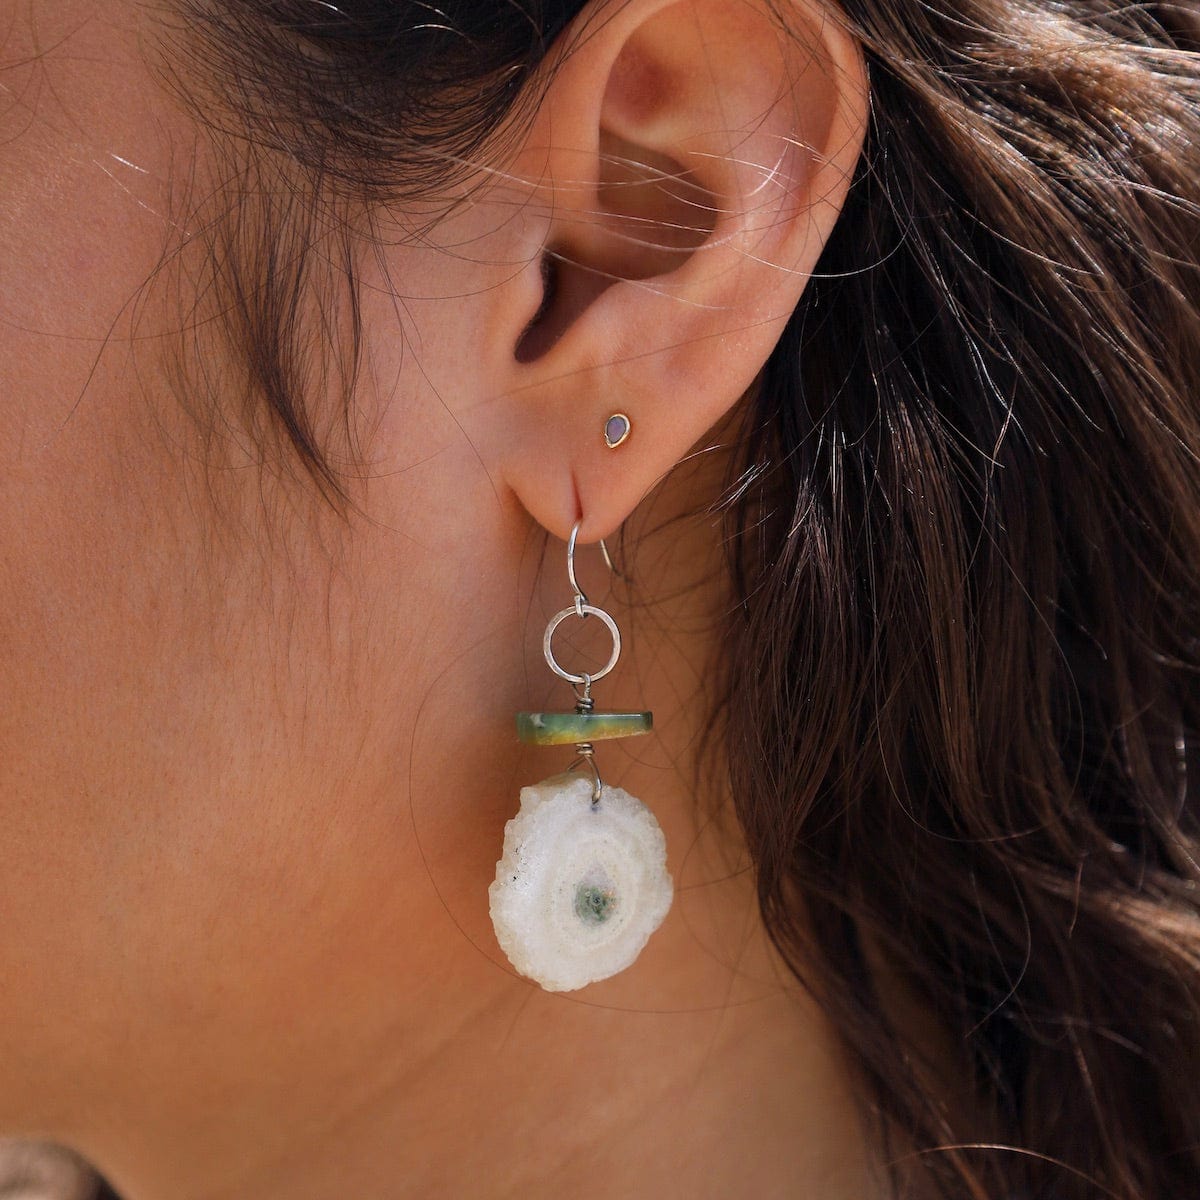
[487,0,868,542]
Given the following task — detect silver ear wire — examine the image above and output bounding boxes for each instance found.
[565,519,615,614]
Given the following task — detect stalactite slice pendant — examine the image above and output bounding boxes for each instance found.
[489,773,672,992]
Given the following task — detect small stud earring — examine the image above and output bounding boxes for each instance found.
[604,413,631,448]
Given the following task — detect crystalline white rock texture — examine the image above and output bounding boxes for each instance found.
[489,773,673,992]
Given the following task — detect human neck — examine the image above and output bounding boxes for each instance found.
[83,916,882,1200]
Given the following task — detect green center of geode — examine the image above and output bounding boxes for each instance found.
[574,882,618,925]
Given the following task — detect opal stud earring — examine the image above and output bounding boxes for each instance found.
[604,413,631,448]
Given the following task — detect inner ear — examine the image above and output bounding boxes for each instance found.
[514,133,717,363]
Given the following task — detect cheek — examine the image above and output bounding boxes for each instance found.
[0,296,523,1073]
[0,0,540,1093]
[0,3,218,782]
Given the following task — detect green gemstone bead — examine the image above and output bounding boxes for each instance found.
[515,710,653,745]
[574,882,618,925]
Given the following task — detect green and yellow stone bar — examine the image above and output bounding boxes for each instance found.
[516,710,653,746]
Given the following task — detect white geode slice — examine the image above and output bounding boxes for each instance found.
[490,773,673,992]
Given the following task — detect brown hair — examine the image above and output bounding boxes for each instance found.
[727,3,1200,1194]
[171,2,1200,1195]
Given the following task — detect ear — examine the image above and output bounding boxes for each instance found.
[480,0,868,542]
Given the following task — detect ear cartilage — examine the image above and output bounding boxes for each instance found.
[604,413,631,448]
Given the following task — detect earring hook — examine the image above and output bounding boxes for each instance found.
[566,520,615,615]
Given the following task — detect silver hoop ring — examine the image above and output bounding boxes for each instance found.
[543,604,621,684]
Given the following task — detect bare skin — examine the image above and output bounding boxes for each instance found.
[0,1,881,1196]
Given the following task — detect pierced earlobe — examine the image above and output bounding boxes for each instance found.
[604,413,631,448]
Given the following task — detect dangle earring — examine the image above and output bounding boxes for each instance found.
[489,522,673,992]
